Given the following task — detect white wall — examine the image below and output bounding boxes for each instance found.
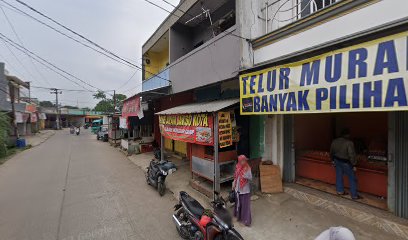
[253,0,408,65]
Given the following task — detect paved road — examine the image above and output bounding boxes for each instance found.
[0,130,180,240]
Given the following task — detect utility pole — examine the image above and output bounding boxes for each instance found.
[9,82,19,139]
[50,88,62,130]
[26,81,31,103]
[113,90,116,114]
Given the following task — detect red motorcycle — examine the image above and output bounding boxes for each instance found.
[172,191,244,240]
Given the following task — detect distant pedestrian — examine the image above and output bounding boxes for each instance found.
[315,227,356,240]
[233,154,252,226]
[330,129,361,200]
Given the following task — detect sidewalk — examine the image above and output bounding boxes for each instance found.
[125,152,402,240]
[25,130,55,147]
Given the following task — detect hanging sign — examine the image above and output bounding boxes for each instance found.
[218,112,232,148]
[122,96,141,118]
[240,31,408,115]
[119,117,127,129]
[159,114,214,145]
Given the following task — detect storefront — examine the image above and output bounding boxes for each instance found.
[240,30,408,217]
[107,114,122,146]
[156,99,246,197]
[120,95,154,154]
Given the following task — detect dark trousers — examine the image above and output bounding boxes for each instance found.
[334,159,358,198]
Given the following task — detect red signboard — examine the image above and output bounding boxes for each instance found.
[122,96,141,118]
[159,114,214,145]
[25,104,37,113]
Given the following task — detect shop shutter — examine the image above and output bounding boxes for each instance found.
[395,112,408,219]
[283,115,295,182]
[174,140,187,156]
[164,137,173,152]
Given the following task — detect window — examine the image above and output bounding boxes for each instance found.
[299,0,341,18]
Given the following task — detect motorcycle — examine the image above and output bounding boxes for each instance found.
[173,191,244,240]
[75,127,80,135]
[146,158,177,196]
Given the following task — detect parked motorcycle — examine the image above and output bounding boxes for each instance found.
[75,127,80,135]
[146,158,177,196]
[173,191,244,240]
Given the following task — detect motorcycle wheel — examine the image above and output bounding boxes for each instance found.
[158,182,166,196]
[175,209,190,240]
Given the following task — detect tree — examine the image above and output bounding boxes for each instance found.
[62,105,79,109]
[0,113,10,158]
[93,91,107,100]
[92,91,127,113]
[93,99,113,113]
[114,94,127,111]
[39,101,54,107]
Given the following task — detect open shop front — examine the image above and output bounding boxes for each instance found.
[156,99,252,198]
[120,95,154,155]
[239,31,408,214]
[294,112,389,209]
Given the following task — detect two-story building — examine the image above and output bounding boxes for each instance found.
[0,62,36,139]
[238,0,408,222]
[139,0,276,196]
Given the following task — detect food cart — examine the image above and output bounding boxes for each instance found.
[107,113,122,147]
[156,99,240,197]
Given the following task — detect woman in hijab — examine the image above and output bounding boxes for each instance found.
[232,155,252,226]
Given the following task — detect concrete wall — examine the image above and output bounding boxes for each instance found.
[169,23,194,62]
[169,26,240,93]
[142,0,199,53]
[252,0,408,65]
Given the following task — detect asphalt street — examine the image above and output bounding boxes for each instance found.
[0,130,180,240]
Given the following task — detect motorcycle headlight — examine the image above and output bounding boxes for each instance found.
[161,169,168,176]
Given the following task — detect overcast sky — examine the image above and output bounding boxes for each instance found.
[0,0,179,108]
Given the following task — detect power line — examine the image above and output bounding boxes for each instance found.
[0,32,104,93]
[0,5,51,86]
[152,0,249,41]
[0,50,24,76]
[30,85,98,92]
[116,70,138,91]
[0,0,136,70]
[9,0,171,83]
[0,35,35,81]
[143,0,178,16]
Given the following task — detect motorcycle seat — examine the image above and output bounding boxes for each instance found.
[180,191,204,218]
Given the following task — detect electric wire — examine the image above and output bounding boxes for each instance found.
[0,32,101,93]
[0,5,52,86]
[9,0,171,83]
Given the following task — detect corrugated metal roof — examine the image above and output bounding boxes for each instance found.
[156,99,239,115]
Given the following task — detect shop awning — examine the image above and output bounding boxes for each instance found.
[156,99,239,115]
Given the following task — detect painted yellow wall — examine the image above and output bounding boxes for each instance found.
[144,45,169,80]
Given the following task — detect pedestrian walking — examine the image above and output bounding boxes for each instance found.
[232,154,252,226]
[330,129,361,200]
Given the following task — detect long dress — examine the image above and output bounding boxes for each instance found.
[233,169,252,226]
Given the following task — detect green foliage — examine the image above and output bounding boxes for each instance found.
[39,101,54,107]
[93,99,114,113]
[62,105,79,109]
[93,91,107,100]
[0,113,10,158]
[92,91,127,113]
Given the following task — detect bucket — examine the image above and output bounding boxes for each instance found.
[16,138,26,148]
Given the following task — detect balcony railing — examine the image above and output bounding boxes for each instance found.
[263,0,342,34]
[142,67,170,92]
